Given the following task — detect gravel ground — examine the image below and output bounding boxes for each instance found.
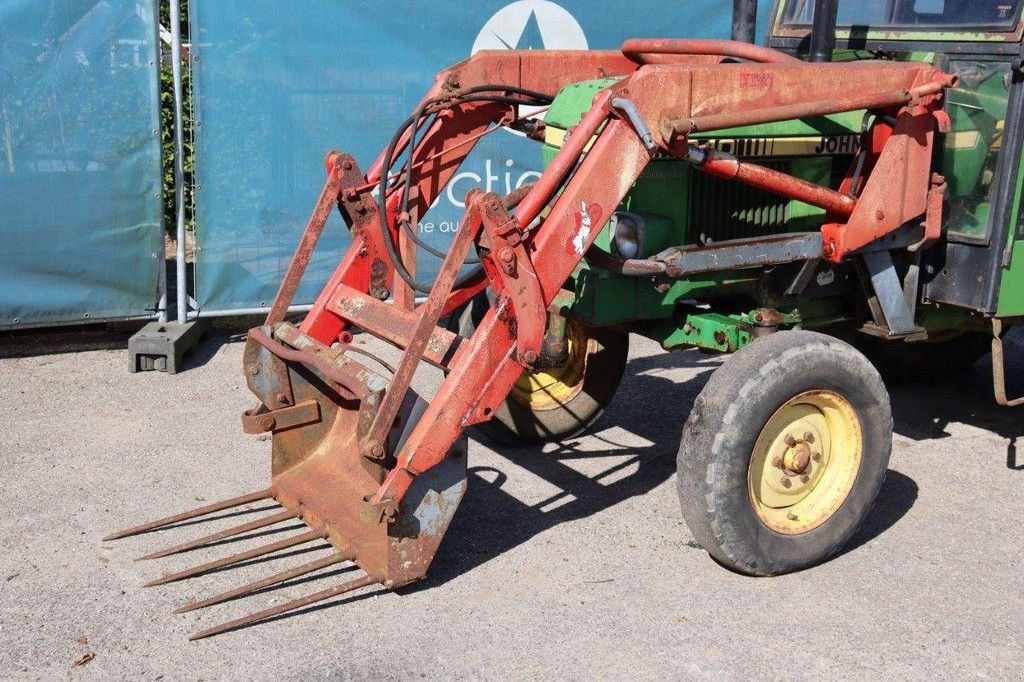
[1,328,1022,679]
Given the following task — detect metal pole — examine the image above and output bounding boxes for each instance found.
[731,0,758,44]
[169,0,188,322]
[809,0,839,63]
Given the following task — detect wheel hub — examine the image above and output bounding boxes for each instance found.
[748,391,862,535]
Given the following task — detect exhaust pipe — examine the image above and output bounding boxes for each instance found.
[809,0,839,62]
[731,0,758,44]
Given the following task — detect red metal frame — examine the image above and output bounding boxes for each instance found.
[255,40,957,561]
[110,41,958,636]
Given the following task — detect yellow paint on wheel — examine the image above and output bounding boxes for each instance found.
[747,390,862,535]
[509,321,590,411]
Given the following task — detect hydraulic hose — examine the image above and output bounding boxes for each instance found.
[376,87,553,294]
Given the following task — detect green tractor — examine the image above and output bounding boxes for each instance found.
[111,0,1024,637]
[470,0,1024,571]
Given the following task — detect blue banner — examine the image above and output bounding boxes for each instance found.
[0,0,163,327]
[190,0,772,312]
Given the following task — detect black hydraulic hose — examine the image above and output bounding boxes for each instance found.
[377,88,553,293]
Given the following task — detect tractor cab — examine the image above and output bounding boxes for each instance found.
[769,0,1024,321]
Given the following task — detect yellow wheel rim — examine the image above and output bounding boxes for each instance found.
[509,321,590,411]
[747,390,862,535]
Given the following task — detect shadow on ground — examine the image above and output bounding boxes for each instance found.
[193,334,1024,633]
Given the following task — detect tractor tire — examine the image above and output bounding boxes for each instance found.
[480,320,629,445]
[445,292,629,445]
[676,330,892,576]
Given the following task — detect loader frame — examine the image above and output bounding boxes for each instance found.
[109,38,959,638]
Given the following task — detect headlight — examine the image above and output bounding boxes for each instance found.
[611,212,645,260]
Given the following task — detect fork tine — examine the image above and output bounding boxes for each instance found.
[174,552,350,614]
[104,488,275,541]
[144,528,325,587]
[189,574,379,640]
[137,508,300,561]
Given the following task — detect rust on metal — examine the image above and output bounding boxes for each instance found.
[137,508,300,561]
[143,529,325,587]
[103,489,274,541]
[174,552,350,614]
[189,574,379,641]
[621,38,802,65]
[106,41,959,639]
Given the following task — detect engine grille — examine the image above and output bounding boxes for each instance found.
[688,160,792,243]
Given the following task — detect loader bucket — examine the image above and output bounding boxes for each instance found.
[106,323,467,639]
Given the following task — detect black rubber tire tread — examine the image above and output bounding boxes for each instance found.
[677,330,892,576]
[478,326,629,445]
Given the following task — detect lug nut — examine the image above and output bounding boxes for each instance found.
[772,456,784,469]
[784,434,797,447]
[803,432,815,443]
[812,452,822,463]
[801,475,810,484]
[781,477,792,489]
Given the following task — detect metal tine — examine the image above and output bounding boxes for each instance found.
[189,574,379,640]
[103,488,275,541]
[137,508,300,561]
[144,528,325,587]
[174,552,350,614]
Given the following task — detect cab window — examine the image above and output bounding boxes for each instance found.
[781,0,1022,29]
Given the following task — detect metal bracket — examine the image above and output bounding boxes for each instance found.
[859,251,921,338]
[479,193,546,367]
[241,400,321,434]
[992,318,1024,406]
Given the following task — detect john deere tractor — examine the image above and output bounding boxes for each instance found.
[110,0,1024,639]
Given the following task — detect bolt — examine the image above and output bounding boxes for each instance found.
[682,322,694,334]
[804,432,815,443]
[247,364,259,376]
[521,349,539,365]
[498,248,515,264]
[370,443,386,460]
[259,416,276,431]
[812,452,822,463]
[772,456,785,469]
[875,209,886,221]
[781,477,792,489]
[342,159,353,170]
[343,188,357,201]
[784,434,797,447]
[276,392,290,406]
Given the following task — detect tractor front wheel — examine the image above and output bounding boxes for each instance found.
[479,319,629,445]
[676,331,892,575]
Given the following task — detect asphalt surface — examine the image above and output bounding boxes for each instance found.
[1,327,1022,679]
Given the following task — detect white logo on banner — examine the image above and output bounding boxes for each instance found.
[472,0,588,54]
[423,1,589,228]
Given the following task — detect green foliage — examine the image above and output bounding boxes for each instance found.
[159,0,194,234]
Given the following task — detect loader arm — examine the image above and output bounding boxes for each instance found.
[108,41,957,639]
